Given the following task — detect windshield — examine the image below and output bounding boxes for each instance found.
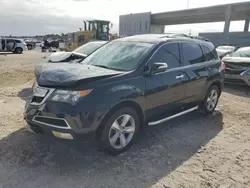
[74,42,105,55]
[216,46,235,51]
[81,41,154,71]
[231,47,250,57]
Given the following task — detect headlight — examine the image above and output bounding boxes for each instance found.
[50,89,92,104]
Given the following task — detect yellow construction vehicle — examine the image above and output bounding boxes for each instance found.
[65,19,112,51]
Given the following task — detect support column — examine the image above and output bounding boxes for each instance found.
[224,5,232,33]
[244,19,249,32]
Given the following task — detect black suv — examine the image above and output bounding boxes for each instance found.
[24,34,224,155]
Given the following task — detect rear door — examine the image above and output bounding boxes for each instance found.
[180,42,210,107]
[145,42,188,121]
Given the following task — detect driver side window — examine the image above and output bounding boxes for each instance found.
[149,43,181,69]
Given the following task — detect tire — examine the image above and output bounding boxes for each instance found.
[201,85,220,114]
[27,45,32,50]
[14,47,23,54]
[98,107,141,155]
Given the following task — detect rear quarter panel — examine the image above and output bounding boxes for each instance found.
[202,60,224,98]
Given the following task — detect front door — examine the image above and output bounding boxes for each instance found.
[145,43,188,121]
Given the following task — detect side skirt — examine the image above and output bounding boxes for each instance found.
[148,106,199,126]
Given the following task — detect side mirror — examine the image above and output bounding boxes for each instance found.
[151,62,168,74]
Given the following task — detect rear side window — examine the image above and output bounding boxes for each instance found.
[202,45,217,61]
[14,40,21,43]
[150,43,181,69]
[182,43,204,65]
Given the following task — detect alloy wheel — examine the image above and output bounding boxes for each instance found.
[206,89,218,111]
[108,114,136,149]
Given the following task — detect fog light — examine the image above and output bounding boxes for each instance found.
[52,131,73,140]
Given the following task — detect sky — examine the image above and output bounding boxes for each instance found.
[0,0,249,36]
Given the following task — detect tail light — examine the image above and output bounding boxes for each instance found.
[221,61,225,70]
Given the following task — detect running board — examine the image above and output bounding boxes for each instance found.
[148,106,199,126]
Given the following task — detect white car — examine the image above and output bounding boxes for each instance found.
[46,41,108,63]
[0,38,28,54]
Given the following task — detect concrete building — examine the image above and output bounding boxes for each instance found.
[119,12,164,36]
[119,2,250,46]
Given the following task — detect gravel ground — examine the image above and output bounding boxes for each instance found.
[0,51,250,188]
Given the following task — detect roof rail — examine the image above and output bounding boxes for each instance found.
[190,35,210,41]
[159,33,187,38]
[161,33,210,42]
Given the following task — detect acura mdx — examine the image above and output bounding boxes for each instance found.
[24,34,225,155]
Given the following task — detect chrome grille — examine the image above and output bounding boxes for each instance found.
[225,68,245,75]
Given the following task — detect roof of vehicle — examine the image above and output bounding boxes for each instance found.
[116,34,212,45]
[1,38,23,41]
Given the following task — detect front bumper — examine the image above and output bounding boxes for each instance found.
[24,86,109,140]
[26,121,96,141]
[23,46,28,51]
[224,70,250,86]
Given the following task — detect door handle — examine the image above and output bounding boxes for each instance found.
[176,75,184,79]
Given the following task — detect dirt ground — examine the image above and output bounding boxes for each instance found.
[0,50,250,188]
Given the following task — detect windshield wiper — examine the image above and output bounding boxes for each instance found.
[91,64,126,71]
[93,65,111,69]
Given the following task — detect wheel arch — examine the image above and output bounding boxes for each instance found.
[14,47,23,54]
[96,100,145,140]
[210,80,222,96]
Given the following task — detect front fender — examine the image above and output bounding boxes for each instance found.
[104,82,146,111]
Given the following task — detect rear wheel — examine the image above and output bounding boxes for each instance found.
[202,85,219,114]
[98,107,140,155]
[14,47,23,54]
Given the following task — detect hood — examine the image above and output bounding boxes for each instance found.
[217,49,232,54]
[222,57,250,69]
[35,63,124,87]
[216,49,233,58]
[47,51,87,63]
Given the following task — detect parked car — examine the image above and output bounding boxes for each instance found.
[216,45,237,59]
[24,34,224,155]
[41,40,61,52]
[45,41,108,63]
[24,39,36,50]
[223,46,250,86]
[0,38,27,54]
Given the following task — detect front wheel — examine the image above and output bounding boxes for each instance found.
[14,47,23,54]
[98,107,140,155]
[201,85,220,114]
